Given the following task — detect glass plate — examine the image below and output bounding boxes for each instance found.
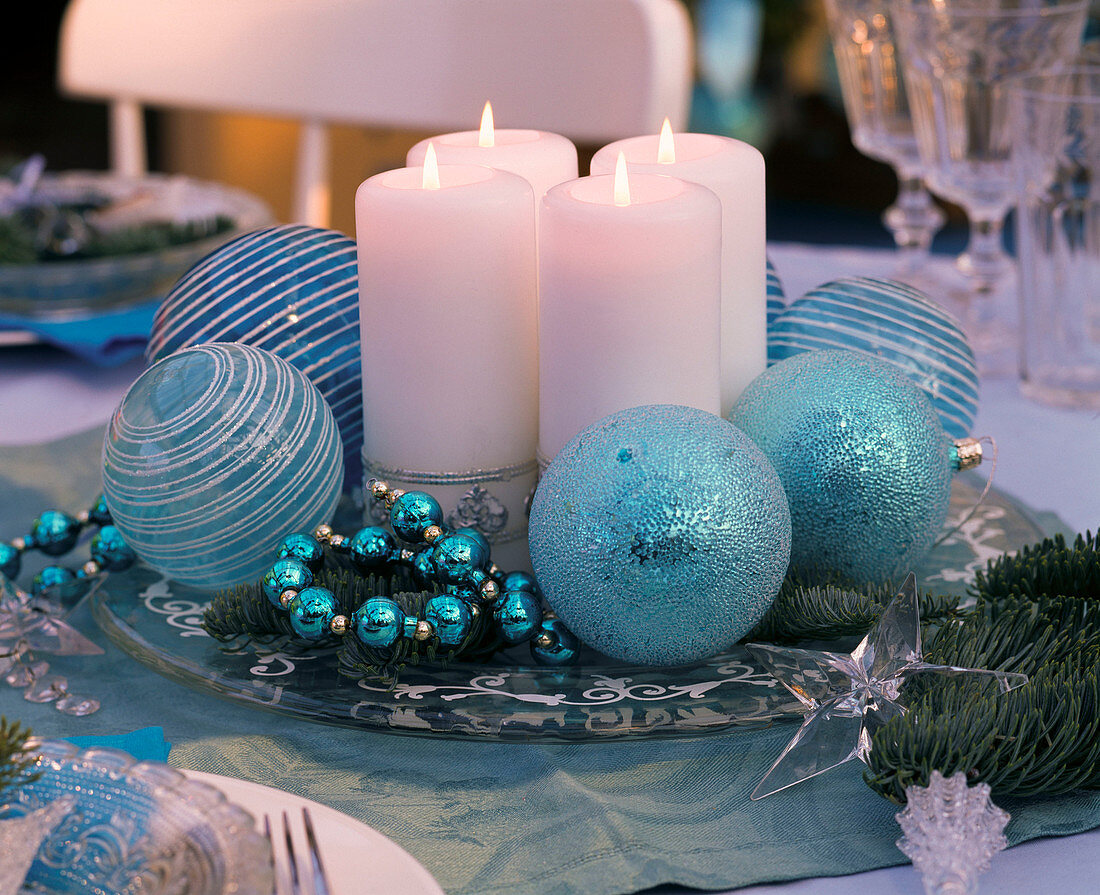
[2,739,271,895]
[0,172,273,319]
[89,476,1048,742]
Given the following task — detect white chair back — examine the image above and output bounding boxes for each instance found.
[58,0,694,226]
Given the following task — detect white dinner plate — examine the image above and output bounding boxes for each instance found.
[183,770,444,895]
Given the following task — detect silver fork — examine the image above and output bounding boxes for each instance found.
[263,807,332,895]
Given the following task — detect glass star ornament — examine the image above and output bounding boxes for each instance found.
[746,573,1028,800]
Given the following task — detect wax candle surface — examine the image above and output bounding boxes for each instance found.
[592,131,766,413]
[538,171,722,463]
[356,163,537,539]
[408,115,577,203]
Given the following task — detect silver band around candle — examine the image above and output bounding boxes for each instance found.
[361,451,538,546]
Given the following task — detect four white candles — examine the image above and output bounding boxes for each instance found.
[537,153,723,464]
[355,146,539,557]
[591,120,767,413]
[407,102,578,204]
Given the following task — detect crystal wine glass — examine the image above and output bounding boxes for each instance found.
[824,0,946,274]
[891,0,1088,372]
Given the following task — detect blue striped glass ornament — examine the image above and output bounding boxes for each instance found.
[103,343,344,590]
[766,257,786,328]
[767,276,979,440]
[146,224,362,490]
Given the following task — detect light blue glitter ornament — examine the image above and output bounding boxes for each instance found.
[767,277,979,440]
[766,257,786,328]
[103,343,343,590]
[145,224,362,490]
[529,404,791,666]
[730,349,954,584]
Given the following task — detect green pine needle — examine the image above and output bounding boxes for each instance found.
[0,718,39,797]
[972,530,1100,604]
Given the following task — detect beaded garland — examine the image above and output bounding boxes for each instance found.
[0,495,136,600]
[257,478,581,667]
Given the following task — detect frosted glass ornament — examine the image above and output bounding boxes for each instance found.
[767,277,979,440]
[529,404,790,666]
[103,343,343,590]
[731,350,953,584]
[146,224,362,489]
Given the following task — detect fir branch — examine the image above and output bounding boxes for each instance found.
[0,718,39,797]
[865,595,1100,802]
[972,530,1100,604]
[746,576,960,645]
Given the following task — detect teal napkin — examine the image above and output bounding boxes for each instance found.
[63,727,172,763]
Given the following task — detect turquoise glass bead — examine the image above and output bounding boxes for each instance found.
[530,618,580,666]
[261,559,314,607]
[495,590,543,644]
[89,525,136,572]
[390,492,444,543]
[431,533,489,586]
[32,565,77,597]
[146,224,364,491]
[87,494,112,527]
[348,527,396,571]
[352,597,403,649]
[0,543,20,580]
[102,343,343,590]
[425,595,472,646]
[455,527,491,557]
[29,510,81,557]
[409,548,436,585]
[277,533,325,572]
[403,615,420,640]
[287,585,338,640]
[501,570,539,595]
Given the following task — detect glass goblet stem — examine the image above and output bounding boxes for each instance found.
[882,171,946,272]
[955,213,1012,295]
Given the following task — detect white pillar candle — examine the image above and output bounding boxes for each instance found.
[407,103,578,203]
[538,158,722,463]
[591,123,766,413]
[356,150,538,566]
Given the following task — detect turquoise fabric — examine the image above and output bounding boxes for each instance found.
[2,426,1099,895]
[0,300,155,366]
[63,726,172,763]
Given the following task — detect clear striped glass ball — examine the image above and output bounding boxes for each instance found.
[767,276,979,440]
[103,343,343,590]
[145,224,362,490]
[766,257,786,328]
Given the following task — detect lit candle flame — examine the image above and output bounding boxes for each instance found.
[479,101,495,148]
[658,117,676,164]
[613,151,631,207]
[422,142,440,190]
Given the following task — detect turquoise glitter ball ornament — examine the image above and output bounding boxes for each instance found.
[529,404,791,666]
[102,342,344,590]
[730,349,954,584]
[145,224,362,490]
[767,277,979,440]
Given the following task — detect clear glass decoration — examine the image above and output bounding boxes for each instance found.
[823,0,945,271]
[746,574,1028,800]
[0,575,103,714]
[892,0,1088,374]
[767,276,979,439]
[102,342,344,590]
[2,739,272,895]
[0,796,73,895]
[146,224,363,490]
[897,770,1010,895]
